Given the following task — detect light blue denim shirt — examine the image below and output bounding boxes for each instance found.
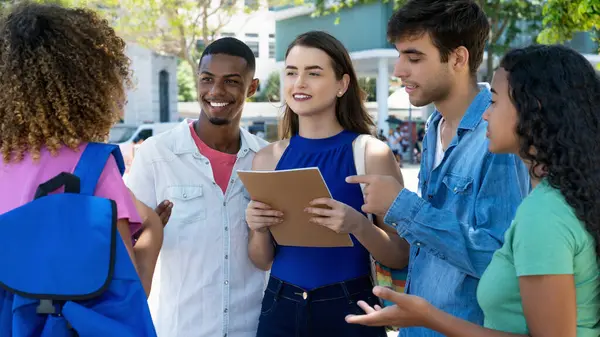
[384,87,530,337]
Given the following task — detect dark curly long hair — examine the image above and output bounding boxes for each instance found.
[500,45,600,254]
[0,2,132,163]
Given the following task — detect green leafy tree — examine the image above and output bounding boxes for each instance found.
[112,0,292,92]
[538,0,599,52]
[261,71,282,102]
[251,71,280,102]
[358,77,376,101]
[88,0,287,92]
[0,0,110,10]
[178,60,197,102]
[104,0,241,93]
[307,0,544,82]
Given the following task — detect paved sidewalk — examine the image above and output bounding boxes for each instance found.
[400,164,420,193]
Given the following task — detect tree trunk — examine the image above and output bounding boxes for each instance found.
[193,5,210,95]
[484,21,496,83]
[484,15,510,83]
[485,46,494,83]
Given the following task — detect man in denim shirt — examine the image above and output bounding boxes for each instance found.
[347,1,530,336]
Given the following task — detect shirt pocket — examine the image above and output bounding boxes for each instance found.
[166,185,207,224]
[442,173,473,195]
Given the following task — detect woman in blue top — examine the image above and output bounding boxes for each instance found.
[246,31,408,337]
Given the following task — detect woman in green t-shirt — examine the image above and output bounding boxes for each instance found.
[346,44,600,337]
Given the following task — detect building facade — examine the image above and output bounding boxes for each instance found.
[273,2,600,131]
[122,43,179,125]
[212,0,279,93]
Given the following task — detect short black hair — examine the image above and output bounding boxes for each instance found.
[387,0,490,75]
[199,37,256,73]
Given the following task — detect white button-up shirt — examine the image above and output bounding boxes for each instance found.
[126,120,269,337]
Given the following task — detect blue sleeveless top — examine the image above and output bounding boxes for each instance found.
[270,129,371,290]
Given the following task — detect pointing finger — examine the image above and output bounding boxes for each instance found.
[356,300,376,314]
[373,286,406,305]
[345,175,377,185]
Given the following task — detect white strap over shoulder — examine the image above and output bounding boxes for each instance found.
[352,134,370,189]
[352,134,373,221]
[354,134,380,291]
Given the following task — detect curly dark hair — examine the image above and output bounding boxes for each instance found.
[0,2,132,163]
[500,45,600,255]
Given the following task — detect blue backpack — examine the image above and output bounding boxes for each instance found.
[0,143,157,337]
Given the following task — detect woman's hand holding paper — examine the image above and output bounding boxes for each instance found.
[305,198,370,235]
[246,200,284,233]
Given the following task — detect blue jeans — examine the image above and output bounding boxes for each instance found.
[256,275,387,337]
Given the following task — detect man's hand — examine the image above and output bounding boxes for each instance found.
[346,175,404,216]
[154,200,173,227]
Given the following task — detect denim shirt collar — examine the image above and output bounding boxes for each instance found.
[427,83,492,134]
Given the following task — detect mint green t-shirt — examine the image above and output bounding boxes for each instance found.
[477,180,600,335]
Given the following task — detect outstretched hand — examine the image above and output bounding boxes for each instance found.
[345,286,433,328]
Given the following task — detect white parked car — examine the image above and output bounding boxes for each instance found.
[109,122,180,174]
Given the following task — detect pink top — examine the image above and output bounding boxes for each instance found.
[189,123,237,194]
[0,143,142,236]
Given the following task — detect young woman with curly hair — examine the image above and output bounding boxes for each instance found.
[347,44,600,337]
[0,2,162,295]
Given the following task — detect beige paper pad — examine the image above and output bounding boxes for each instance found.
[238,167,354,247]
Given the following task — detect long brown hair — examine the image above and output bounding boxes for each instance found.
[280,31,374,139]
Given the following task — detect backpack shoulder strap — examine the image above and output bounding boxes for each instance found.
[73,142,125,195]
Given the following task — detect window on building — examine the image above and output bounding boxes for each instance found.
[221,32,235,38]
[245,33,260,58]
[268,33,276,59]
[269,41,275,59]
[244,0,258,8]
[247,41,259,58]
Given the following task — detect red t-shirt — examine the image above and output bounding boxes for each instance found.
[189,123,237,194]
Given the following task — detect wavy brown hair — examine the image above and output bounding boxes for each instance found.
[280,31,374,139]
[0,2,132,163]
